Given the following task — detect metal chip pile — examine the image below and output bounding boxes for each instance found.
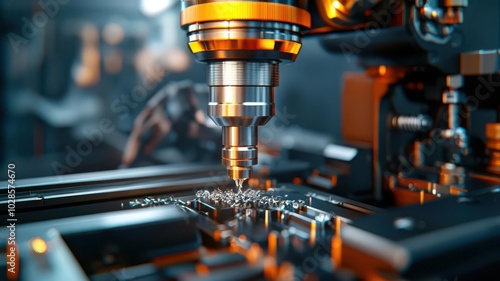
[195,187,306,211]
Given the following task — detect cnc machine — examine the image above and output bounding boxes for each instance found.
[1,1,500,280]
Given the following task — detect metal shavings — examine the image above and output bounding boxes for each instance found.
[129,196,178,208]
[194,187,305,211]
[129,188,308,219]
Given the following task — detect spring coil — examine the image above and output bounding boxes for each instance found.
[392,114,432,132]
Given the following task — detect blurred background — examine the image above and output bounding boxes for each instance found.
[0,0,361,181]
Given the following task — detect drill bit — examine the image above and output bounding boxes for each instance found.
[234,178,247,194]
